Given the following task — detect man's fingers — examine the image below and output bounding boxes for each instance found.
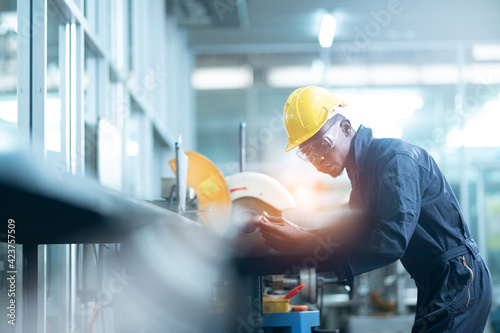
[262,212,284,223]
[262,211,282,221]
[257,220,280,231]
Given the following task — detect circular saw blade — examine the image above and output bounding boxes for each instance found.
[223,197,282,254]
[169,151,231,237]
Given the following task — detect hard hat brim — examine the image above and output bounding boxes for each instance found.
[285,130,317,152]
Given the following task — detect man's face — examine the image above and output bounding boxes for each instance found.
[298,120,351,178]
[312,145,347,177]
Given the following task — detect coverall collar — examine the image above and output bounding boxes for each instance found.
[351,125,372,174]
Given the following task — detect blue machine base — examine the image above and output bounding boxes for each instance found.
[262,311,320,333]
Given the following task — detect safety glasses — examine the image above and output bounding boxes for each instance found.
[296,120,341,164]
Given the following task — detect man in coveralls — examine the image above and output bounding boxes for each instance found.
[256,86,493,332]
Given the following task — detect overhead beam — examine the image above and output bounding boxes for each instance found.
[191,39,500,55]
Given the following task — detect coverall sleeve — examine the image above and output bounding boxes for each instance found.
[348,153,422,276]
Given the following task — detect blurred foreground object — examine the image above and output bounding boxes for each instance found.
[0,151,232,332]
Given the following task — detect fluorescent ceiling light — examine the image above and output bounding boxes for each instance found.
[472,44,500,61]
[420,64,459,85]
[337,92,423,140]
[343,93,421,118]
[268,63,499,88]
[447,104,500,148]
[310,59,325,79]
[370,65,418,85]
[267,66,322,88]
[192,66,253,90]
[327,66,369,86]
[465,64,500,84]
[318,13,337,48]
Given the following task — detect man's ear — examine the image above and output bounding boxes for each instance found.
[341,119,352,136]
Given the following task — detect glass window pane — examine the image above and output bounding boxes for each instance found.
[45,1,68,158]
[0,0,17,150]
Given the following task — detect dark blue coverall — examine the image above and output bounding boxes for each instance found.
[343,125,492,332]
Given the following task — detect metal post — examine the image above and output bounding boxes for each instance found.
[31,0,46,160]
[175,142,182,213]
[250,275,263,333]
[23,244,46,333]
[17,0,31,151]
[239,122,246,172]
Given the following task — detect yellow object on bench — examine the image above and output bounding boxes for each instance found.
[263,298,290,313]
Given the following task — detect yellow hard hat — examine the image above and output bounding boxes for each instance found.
[283,86,347,152]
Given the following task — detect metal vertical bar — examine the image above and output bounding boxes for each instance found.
[31,0,46,159]
[239,122,246,172]
[38,245,46,333]
[74,23,85,176]
[70,23,78,175]
[17,0,32,151]
[69,244,78,332]
[59,23,70,169]
[175,141,182,213]
[245,87,258,162]
[250,275,264,333]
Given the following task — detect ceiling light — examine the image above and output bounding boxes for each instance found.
[267,66,321,87]
[192,66,253,90]
[465,64,500,84]
[326,66,369,86]
[472,44,500,61]
[370,65,418,85]
[421,64,460,85]
[126,140,140,157]
[318,13,336,48]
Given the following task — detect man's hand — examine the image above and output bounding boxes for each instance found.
[256,211,317,252]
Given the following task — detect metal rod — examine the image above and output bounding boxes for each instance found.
[250,275,263,333]
[239,122,246,172]
[175,142,182,214]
